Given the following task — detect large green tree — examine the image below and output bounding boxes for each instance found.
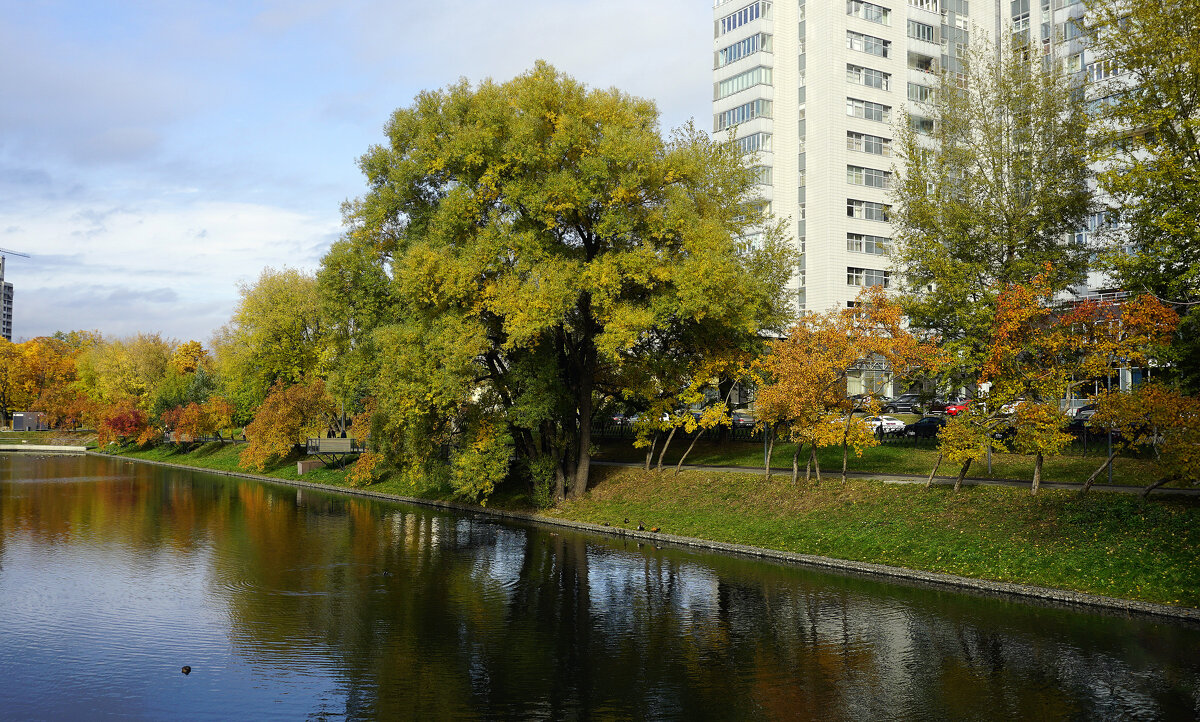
[892,40,1093,383]
[1088,1,1200,392]
[329,63,796,502]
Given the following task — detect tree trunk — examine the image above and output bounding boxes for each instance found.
[841,415,854,483]
[1030,452,1043,495]
[675,427,705,476]
[925,453,943,489]
[764,424,776,480]
[657,425,677,472]
[1142,476,1176,498]
[791,443,803,485]
[806,448,813,484]
[811,447,822,484]
[571,372,593,499]
[554,461,566,502]
[1080,452,1115,496]
[954,458,972,492]
[644,432,658,471]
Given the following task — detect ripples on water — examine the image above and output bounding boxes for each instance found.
[0,453,1197,720]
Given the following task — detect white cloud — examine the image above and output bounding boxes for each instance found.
[1,200,339,341]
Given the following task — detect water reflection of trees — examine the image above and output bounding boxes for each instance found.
[3,456,1197,719]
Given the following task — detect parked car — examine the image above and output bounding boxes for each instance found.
[863,415,905,434]
[1074,403,1097,419]
[999,399,1025,415]
[848,392,886,412]
[881,394,925,414]
[945,399,972,416]
[905,415,947,438]
[731,409,756,428]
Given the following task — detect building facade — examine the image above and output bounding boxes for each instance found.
[711,0,1099,313]
[1,255,13,342]
[712,0,1098,394]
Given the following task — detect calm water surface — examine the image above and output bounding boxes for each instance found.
[1,454,1197,720]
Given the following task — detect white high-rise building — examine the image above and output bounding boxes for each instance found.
[713,0,1005,319]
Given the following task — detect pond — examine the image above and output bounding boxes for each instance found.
[1,454,1197,720]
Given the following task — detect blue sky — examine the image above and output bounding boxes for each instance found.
[0,0,711,343]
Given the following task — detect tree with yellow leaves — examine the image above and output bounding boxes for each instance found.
[755,287,943,484]
[326,62,796,503]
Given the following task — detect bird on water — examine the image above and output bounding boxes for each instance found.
[181,666,191,675]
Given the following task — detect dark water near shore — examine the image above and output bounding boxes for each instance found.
[1,454,1197,720]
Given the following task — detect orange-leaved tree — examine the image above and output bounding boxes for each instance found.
[1088,383,1200,497]
[163,396,235,444]
[97,398,155,446]
[239,379,334,472]
[980,266,1177,493]
[755,287,943,484]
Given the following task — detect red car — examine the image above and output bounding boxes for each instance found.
[945,399,971,416]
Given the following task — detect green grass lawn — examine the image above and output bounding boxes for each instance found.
[105,440,1199,609]
[593,435,1163,488]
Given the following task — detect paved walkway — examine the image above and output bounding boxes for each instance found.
[0,444,88,454]
[593,460,1200,497]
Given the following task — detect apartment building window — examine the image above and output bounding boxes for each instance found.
[847,199,889,221]
[718,1,772,36]
[847,232,890,255]
[846,64,890,91]
[1087,58,1122,83]
[909,0,937,10]
[716,66,773,100]
[735,132,772,154]
[752,166,773,185]
[846,30,890,58]
[848,267,891,287]
[846,97,891,123]
[908,52,936,73]
[910,115,934,134]
[848,165,891,189]
[715,33,773,68]
[907,83,933,102]
[907,20,936,43]
[715,99,772,131]
[846,0,890,25]
[847,131,891,156]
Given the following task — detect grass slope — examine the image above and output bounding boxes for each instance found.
[593,437,1163,487]
[107,442,1199,608]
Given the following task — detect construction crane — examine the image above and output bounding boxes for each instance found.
[0,247,30,260]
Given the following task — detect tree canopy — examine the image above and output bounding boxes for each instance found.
[326,62,796,502]
[892,39,1093,383]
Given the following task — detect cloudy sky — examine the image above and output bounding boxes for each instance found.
[0,0,712,343]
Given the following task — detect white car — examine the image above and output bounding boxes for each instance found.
[863,415,905,434]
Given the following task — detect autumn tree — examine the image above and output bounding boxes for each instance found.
[163,396,235,444]
[1087,2,1200,392]
[328,63,795,503]
[980,268,1177,493]
[755,288,943,483]
[892,38,1093,384]
[239,379,334,472]
[1088,382,1200,497]
[213,267,325,423]
[169,340,209,375]
[76,333,175,409]
[97,398,155,446]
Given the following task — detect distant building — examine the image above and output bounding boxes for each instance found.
[1,254,12,342]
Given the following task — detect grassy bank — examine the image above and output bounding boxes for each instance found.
[106,442,1199,608]
[593,437,1164,488]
